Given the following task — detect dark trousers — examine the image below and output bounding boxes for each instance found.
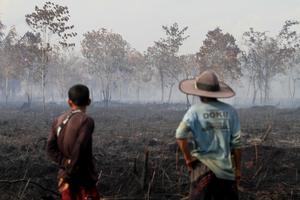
[190,162,238,200]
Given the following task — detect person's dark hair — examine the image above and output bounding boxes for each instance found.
[68,84,90,106]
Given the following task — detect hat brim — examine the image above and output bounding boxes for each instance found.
[179,79,235,98]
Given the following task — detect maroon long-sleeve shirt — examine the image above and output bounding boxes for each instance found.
[47,110,98,186]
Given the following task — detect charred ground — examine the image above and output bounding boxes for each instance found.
[0,103,299,200]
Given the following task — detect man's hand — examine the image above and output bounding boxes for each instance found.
[58,178,69,193]
[177,139,194,170]
[186,157,198,171]
[232,148,242,187]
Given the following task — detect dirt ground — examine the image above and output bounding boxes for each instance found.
[0,103,299,200]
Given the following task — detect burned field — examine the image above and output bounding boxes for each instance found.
[0,104,299,200]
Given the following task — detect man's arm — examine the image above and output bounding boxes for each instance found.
[46,119,63,165]
[176,139,197,170]
[176,120,197,170]
[230,109,242,185]
[232,148,242,185]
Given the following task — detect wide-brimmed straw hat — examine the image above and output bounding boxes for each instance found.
[179,70,235,98]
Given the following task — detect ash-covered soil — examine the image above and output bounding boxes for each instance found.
[0,103,299,200]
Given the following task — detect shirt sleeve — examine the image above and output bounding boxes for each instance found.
[65,117,95,178]
[230,109,242,149]
[175,108,194,139]
[46,119,63,165]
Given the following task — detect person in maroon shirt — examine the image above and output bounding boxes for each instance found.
[47,84,100,200]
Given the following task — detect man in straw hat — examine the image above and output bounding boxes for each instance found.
[176,70,241,200]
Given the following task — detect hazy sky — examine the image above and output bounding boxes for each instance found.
[1,0,300,54]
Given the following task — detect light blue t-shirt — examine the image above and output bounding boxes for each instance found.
[176,100,241,180]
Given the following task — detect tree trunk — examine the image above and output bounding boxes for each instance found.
[159,71,164,103]
[90,88,94,102]
[119,83,122,101]
[42,65,46,112]
[102,84,111,107]
[288,75,297,103]
[263,74,270,104]
[40,45,48,112]
[41,29,47,112]
[185,95,190,109]
[252,79,257,104]
[99,90,102,103]
[257,71,264,104]
[292,78,297,101]
[5,74,9,105]
[137,86,140,102]
[26,70,32,106]
[167,83,174,104]
[26,92,31,106]
[102,89,107,106]
[25,74,31,105]
[259,81,263,104]
[252,89,257,105]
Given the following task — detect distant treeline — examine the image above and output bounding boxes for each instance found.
[0,2,300,109]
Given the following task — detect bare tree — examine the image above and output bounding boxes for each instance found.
[0,20,5,100]
[278,20,300,102]
[81,28,128,105]
[196,27,242,81]
[179,54,198,79]
[179,54,198,106]
[146,22,189,103]
[25,1,76,110]
[47,45,79,100]
[1,27,19,104]
[242,28,287,104]
[126,49,153,101]
[16,31,42,105]
[0,20,4,40]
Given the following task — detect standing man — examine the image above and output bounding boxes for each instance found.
[47,84,100,200]
[176,70,242,200]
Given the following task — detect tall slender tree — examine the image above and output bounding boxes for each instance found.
[126,49,153,101]
[25,1,76,110]
[147,22,189,102]
[179,54,198,106]
[242,28,287,104]
[1,27,19,104]
[81,28,128,105]
[278,20,300,102]
[16,31,42,105]
[0,20,5,41]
